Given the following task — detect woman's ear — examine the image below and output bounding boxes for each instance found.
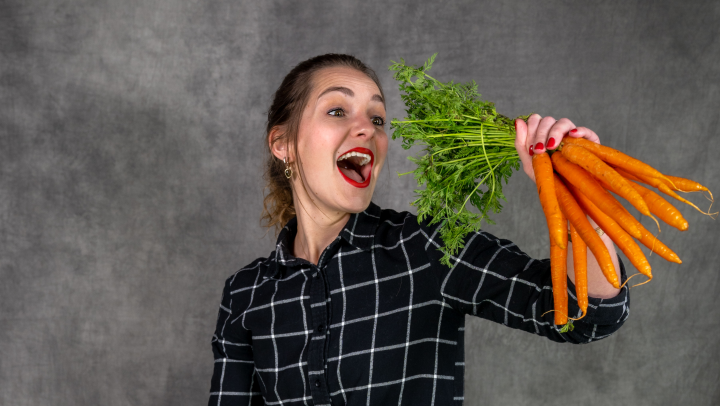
[269,126,289,161]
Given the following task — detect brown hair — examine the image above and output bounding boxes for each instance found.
[261,54,385,235]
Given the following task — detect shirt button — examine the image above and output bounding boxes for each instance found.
[314,379,321,388]
[317,324,325,333]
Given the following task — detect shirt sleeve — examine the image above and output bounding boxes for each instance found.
[208,277,265,405]
[418,219,630,344]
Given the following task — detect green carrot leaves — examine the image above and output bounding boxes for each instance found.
[389,54,528,267]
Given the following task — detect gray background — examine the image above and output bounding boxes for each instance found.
[2,0,719,405]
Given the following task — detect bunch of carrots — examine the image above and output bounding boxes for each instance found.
[388,55,715,331]
[533,137,716,329]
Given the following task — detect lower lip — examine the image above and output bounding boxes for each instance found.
[337,161,373,188]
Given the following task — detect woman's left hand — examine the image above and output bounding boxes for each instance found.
[514,114,601,183]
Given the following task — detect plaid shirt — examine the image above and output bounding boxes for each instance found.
[208,202,630,405]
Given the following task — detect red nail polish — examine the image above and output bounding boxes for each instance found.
[546,138,556,148]
[570,129,578,133]
[529,147,534,156]
[535,142,544,150]
[514,121,518,131]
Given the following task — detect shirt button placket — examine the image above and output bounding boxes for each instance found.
[308,265,331,404]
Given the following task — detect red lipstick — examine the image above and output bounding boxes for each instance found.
[336,147,374,188]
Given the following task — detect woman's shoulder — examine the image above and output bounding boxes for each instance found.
[374,205,441,236]
[371,205,446,250]
[221,255,274,294]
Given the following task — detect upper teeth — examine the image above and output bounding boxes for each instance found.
[337,151,371,166]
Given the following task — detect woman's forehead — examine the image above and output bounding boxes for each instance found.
[311,67,381,97]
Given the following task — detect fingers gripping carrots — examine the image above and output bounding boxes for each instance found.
[527,136,711,327]
[389,57,711,329]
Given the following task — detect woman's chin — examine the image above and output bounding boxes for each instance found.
[337,185,375,213]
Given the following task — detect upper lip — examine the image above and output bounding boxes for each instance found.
[337,147,374,165]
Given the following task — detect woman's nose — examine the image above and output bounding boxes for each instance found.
[350,116,376,138]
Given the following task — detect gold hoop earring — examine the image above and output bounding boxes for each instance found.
[284,157,293,179]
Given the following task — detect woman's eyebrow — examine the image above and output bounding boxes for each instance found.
[318,86,385,106]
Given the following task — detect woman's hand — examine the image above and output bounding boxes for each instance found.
[514,114,601,183]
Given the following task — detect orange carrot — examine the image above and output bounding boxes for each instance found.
[562,137,673,185]
[613,167,643,183]
[566,182,654,278]
[663,175,714,211]
[532,153,566,249]
[594,177,682,263]
[561,143,652,218]
[550,211,569,326]
[665,175,712,195]
[551,152,643,239]
[628,181,688,231]
[569,222,588,318]
[615,167,715,217]
[636,224,682,264]
[554,174,619,289]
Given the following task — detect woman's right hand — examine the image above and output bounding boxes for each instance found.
[514,114,600,183]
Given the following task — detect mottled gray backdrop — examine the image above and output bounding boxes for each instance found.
[2,0,719,405]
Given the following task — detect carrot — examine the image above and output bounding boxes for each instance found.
[562,137,674,185]
[532,153,566,249]
[561,143,653,219]
[566,182,654,278]
[569,222,588,318]
[628,181,688,231]
[636,224,682,264]
[665,175,713,197]
[664,175,715,213]
[550,211,569,326]
[614,167,716,217]
[616,200,682,263]
[612,167,643,183]
[594,177,682,263]
[554,174,619,289]
[551,152,643,239]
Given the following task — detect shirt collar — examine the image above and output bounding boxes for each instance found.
[264,202,381,280]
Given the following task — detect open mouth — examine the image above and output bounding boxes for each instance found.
[336,147,374,188]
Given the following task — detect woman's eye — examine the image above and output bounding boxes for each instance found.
[328,108,345,117]
[372,117,385,126]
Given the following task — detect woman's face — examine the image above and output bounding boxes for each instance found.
[292,66,388,215]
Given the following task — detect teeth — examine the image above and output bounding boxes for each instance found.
[337,151,371,166]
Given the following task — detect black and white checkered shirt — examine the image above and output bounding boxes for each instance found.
[209,202,629,405]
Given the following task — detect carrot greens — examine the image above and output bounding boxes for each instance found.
[389,54,528,266]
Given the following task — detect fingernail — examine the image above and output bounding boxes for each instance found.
[546,138,556,148]
[514,120,518,131]
[529,147,534,156]
[535,142,544,150]
[570,129,578,134]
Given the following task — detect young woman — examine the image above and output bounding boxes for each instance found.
[208,54,629,405]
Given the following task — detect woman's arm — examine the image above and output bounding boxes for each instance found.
[417,216,629,344]
[208,277,265,406]
[514,115,621,299]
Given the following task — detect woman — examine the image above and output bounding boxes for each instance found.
[208,54,629,405]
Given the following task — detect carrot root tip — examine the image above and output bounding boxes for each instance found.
[650,214,661,233]
[619,272,651,289]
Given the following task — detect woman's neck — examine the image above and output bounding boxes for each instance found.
[292,199,350,265]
